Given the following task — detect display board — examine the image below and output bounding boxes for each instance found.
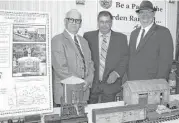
[98,0,166,36]
[0,10,52,117]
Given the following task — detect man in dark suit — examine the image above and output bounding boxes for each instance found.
[128,1,173,81]
[51,9,94,106]
[83,11,129,103]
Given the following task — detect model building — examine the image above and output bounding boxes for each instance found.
[60,76,88,123]
[123,79,170,105]
[92,79,179,123]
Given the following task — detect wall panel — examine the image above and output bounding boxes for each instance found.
[166,1,177,58]
[0,0,177,57]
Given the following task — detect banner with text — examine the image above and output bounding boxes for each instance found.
[98,0,166,36]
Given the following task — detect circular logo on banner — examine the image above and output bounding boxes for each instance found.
[99,0,112,9]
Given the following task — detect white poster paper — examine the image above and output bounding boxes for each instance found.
[0,10,52,117]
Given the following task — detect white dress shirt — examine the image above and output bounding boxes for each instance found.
[136,22,154,49]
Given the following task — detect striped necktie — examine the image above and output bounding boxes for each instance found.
[99,35,108,81]
[74,36,86,77]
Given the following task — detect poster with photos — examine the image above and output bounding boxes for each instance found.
[0,10,52,117]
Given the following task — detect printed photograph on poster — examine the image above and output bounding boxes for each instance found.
[13,24,46,42]
[12,43,47,77]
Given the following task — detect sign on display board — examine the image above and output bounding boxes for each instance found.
[0,10,53,117]
[98,0,166,36]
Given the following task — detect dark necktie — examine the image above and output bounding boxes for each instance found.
[137,29,145,49]
[74,36,86,76]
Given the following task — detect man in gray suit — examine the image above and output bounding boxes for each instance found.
[128,1,173,81]
[51,9,94,106]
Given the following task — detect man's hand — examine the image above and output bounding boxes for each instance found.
[83,80,91,91]
[107,71,119,84]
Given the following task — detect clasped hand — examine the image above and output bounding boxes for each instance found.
[106,71,119,84]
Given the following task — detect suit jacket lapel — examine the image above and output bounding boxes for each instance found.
[95,30,100,72]
[78,35,87,60]
[133,28,140,54]
[63,30,81,57]
[137,24,157,53]
[105,31,113,66]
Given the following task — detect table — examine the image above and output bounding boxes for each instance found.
[42,94,179,123]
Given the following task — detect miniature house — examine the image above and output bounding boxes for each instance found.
[123,79,170,105]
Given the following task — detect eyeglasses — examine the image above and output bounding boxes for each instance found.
[99,21,112,25]
[66,18,82,24]
[138,10,154,15]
